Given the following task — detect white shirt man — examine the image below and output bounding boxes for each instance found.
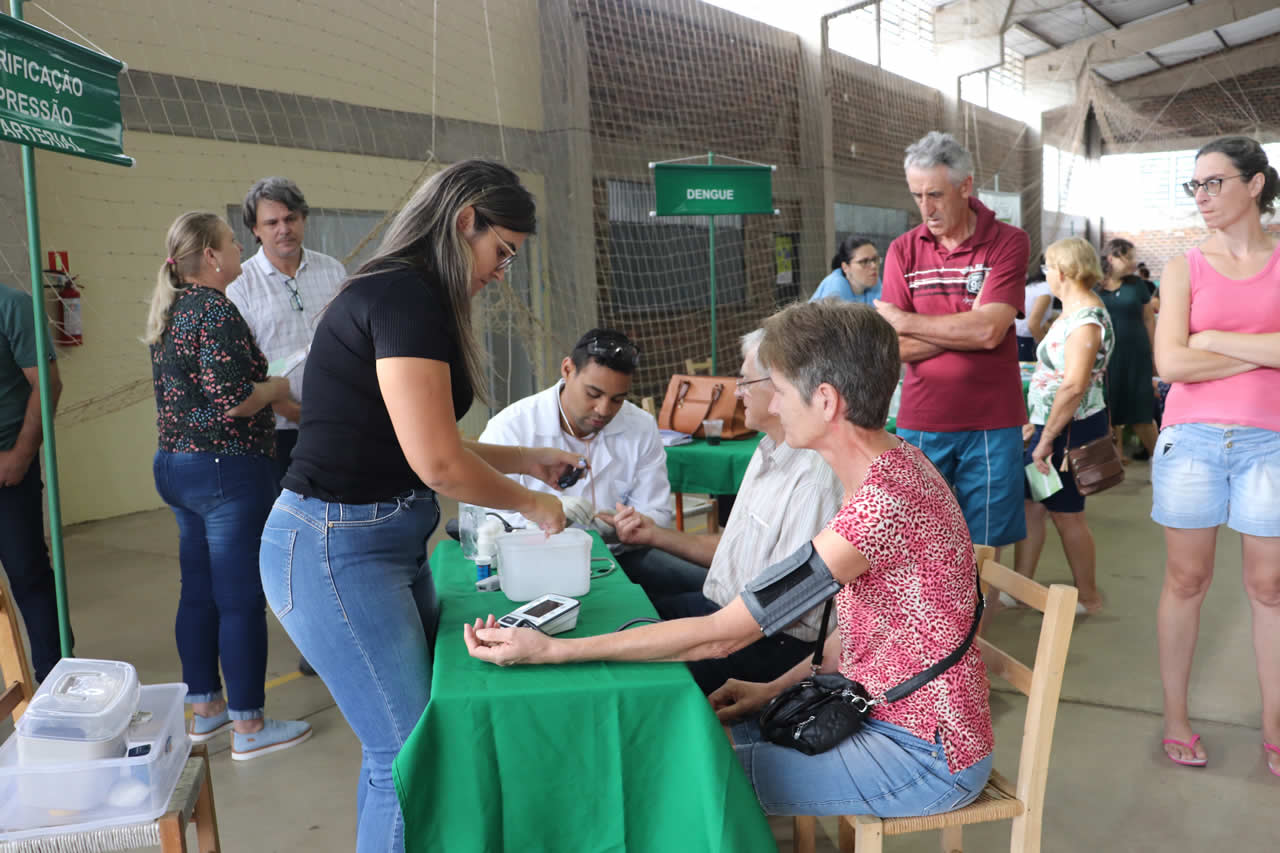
[226,178,347,482]
[478,330,673,540]
[599,330,843,694]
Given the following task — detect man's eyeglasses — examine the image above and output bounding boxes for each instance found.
[283,278,303,312]
[1182,174,1247,198]
[584,337,639,368]
[494,231,518,273]
[735,376,772,391]
[852,256,880,267]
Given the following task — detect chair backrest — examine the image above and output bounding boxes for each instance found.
[0,581,36,723]
[685,358,713,376]
[640,396,657,418]
[972,544,1077,850]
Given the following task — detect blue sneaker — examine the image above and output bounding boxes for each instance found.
[188,708,232,743]
[231,718,313,761]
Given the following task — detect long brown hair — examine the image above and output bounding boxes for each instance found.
[353,160,536,402]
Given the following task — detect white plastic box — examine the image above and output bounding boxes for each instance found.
[497,528,592,602]
[0,683,191,840]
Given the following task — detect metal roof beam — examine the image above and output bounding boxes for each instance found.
[1025,0,1275,85]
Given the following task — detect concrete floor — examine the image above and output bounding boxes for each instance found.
[3,461,1277,851]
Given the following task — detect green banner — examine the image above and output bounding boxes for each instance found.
[653,163,773,216]
[0,13,132,166]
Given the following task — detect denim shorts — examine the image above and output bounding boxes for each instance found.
[1151,422,1280,537]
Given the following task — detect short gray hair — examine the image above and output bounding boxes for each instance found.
[242,177,309,240]
[903,131,973,183]
[740,328,765,371]
[759,302,899,430]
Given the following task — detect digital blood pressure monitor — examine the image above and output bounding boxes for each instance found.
[496,594,581,635]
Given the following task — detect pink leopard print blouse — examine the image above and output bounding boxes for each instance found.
[827,441,995,774]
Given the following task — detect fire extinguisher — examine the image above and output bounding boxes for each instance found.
[44,251,83,346]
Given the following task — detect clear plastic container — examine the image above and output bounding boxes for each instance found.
[0,683,191,838]
[496,528,592,602]
[17,659,140,765]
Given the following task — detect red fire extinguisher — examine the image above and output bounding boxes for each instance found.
[45,251,83,346]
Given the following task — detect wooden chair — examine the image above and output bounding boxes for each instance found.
[0,584,222,852]
[641,396,657,418]
[685,358,713,375]
[0,581,36,725]
[792,545,1078,853]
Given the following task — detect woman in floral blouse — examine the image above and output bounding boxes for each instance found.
[144,212,311,760]
[1015,237,1114,614]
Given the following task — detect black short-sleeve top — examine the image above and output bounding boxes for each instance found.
[283,266,474,503]
[150,285,274,457]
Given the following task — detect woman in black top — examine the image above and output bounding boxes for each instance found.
[146,212,312,760]
[259,160,577,852]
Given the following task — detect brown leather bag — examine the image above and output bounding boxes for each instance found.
[1060,428,1125,496]
[657,375,754,439]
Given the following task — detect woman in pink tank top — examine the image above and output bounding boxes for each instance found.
[1151,136,1280,776]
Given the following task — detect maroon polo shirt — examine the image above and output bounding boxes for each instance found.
[882,196,1030,433]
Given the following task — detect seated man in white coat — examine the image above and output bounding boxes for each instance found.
[597,329,843,694]
[478,329,693,595]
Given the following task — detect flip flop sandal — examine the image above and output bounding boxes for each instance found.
[1265,742,1280,778]
[1162,734,1207,767]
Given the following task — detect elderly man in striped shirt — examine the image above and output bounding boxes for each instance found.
[598,329,843,694]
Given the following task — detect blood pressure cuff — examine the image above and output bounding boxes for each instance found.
[741,541,840,637]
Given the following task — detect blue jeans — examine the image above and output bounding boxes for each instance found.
[260,488,440,853]
[730,717,993,817]
[615,546,709,599]
[153,451,275,718]
[0,457,64,681]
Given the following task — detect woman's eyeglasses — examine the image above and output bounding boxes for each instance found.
[852,256,880,267]
[494,232,518,273]
[1182,174,1247,198]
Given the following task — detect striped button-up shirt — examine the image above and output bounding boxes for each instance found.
[703,435,844,642]
[227,246,347,430]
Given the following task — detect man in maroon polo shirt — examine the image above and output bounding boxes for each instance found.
[875,131,1030,550]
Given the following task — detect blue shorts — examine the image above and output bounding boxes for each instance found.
[1151,423,1280,537]
[897,427,1026,547]
[1023,408,1110,514]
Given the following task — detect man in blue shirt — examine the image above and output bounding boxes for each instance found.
[0,282,64,681]
[810,236,882,304]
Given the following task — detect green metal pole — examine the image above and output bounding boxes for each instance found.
[707,151,716,375]
[11,0,72,657]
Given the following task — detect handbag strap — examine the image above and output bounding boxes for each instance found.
[802,560,985,700]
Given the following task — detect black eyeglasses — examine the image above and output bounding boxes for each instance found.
[735,376,772,391]
[584,337,639,368]
[283,278,303,312]
[1182,174,1247,198]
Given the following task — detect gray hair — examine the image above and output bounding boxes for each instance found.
[903,131,973,183]
[739,328,765,371]
[759,302,899,430]
[242,177,309,240]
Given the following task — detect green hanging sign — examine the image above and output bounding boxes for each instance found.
[652,163,774,216]
[0,13,133,166]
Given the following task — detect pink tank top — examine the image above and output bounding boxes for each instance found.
[1162,243,1280,431]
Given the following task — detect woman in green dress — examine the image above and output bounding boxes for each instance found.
[1098,238,1157,460]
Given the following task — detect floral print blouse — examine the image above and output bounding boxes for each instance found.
[1026,305,1114,426]
[151,285,274,456]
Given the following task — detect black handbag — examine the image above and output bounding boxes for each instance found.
[757,571,985,756]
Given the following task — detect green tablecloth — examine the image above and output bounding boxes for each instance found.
[393,536,777,853]
[664,434,763,495]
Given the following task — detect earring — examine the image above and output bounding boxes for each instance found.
[215,266,221,273]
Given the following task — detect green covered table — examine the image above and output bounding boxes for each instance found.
[663,434,762,529]
[393,536,778,853]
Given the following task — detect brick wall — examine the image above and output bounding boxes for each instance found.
[1102,223,1280,276]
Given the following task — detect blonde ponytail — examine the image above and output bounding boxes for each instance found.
[142,212,226,345]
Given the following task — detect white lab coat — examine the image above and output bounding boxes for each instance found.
[477,383,674,532]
